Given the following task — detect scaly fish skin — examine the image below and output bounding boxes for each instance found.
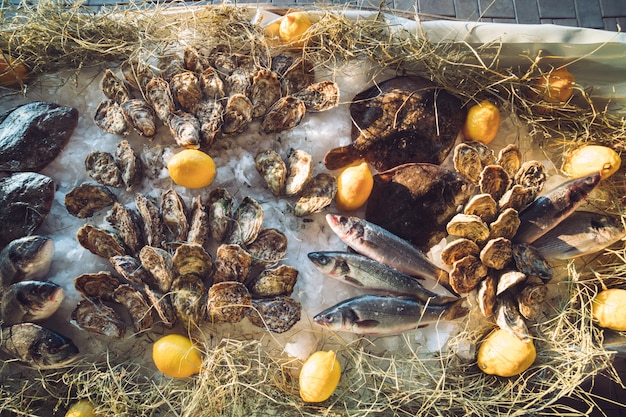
[0,236,54,287]
[313,294,467,335]
[308,251,456,304]
[514,173,601,244]
[1,281,65,325]
[532,211,626,260]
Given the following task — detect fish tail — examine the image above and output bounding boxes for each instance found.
[442,298,469,321]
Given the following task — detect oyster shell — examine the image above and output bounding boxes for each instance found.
[94,100,130,136]
[514,160,547,196]
[227,196,264,246]
[512,243,553,282]
[77,224,126,259]
[495,294,530,342]
[463,193,497,223]
[199,67,225,100]
[143,285,176,328]
[109,255,155,287]
[167,111,201,149]
[183,44,212,73]
[489,208,520,240]
[292,80,340,112]
[222,93,253,135]
[101,69,130,104]
[172,243,213,279]
[170,71,203,113]
[115,140,142,190]
[284,149,313,197]
[85,151,124,188]
[449,255,488,294]
[71,298,126,338]
[113,284,154,333]
[74,271,120,301]
[207,281,251,323]
[187,196,210,248]
[276,54,315,95]
[453,143,482,184]
[64,183,116,218]
[171,274,206,328]
[479,164,511,201]
[145,77,176,123]
[135,193,164,248]
[255,149,286,197]
[196,100,224,148]
[251,70,282,118]
[248,265,298,298]
[121,59,154,93]
[105,202,144,255]
[446,213,490,243]
[260,96,306,134]
[517,282,547,320]
[440,238,480,266]
[139,245,174,292]
[245,228,288,266]
[161,189,189,245]
[499,184,533,211]
[479,237,512,270]
[207,188,235,242]
[496,270,526,295]
[158,55,185,81]
[247,296,301,333]
[213,244,252,284]
[477,274,497,317]
[294,173,337,217]
[225,68,252,97]
[497,144,522,178]
[122,99,157,138]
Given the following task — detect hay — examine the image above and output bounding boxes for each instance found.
[1,2,625,416]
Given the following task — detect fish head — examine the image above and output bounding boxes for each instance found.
[17,281,65,321]
[32,332,80,369]
[307,252,334,272]
[7,236,55,281]
[567,173,601,203]
[325,214,364,241]
[313,305,380,333]
[591,215,626,244]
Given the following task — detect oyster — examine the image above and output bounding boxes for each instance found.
[74,271,120,301]
[170,71,203,113]
[171,274,206,328]
[512,244,553,282]
[489,208,520,240]
[85,151,124,188]
[514,160,547,196]
[477,274,497,317]
[260,96,306,134]
[496,270,526,295]
[196,100,224,147]
[161,189,189,245]
[143,285,176,328]
[225,68,252,97]
[222,93,253,134]
[187,196,210,248]
[248,265,298,298]
[206,281,251,323]
[255,148,286,197]
[463,193,497,223]
[121,59,154,93]
[167,111,201,149]
[64,183,116,218]
[183,44,212,73]
[199,67,225,100]
[440,238,480,266]
[275,54,315,95]
[145,77,176,123]
[292,80,340,112]
[294,173,337,217]
[101,69,130,104]
[158,55,185,81]
[247,296,301,333]
[453,143,483,184]
[213,244,252,284]
[139,245,174,292]
[497,144,522,178]
[109,255,155,287]
[284,149,313,197]
[449,255,488,294]
[245,228,288,266]
[208,188,235,242]
[495,294,530,342]
[71,298,125,338]
[94,100,130,136]
[135,193,164,248]
[517,282,547,320]
[77,225,126,259]
[479,237,512,270]
[105,202,144,255]
[115,140,142,190]
[479,165,511,201]
[251,69,282,118]
[172,243,212,279]
[113,284,154,333]
[227,196,264,246]
[122,99,157,138]
[446,214,490,244]
[499,184,533,212]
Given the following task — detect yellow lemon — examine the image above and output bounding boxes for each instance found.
[65,400,102,417]
[167,149,216,189]
[562,144,621,181]
[299,350,341,402]
[152,334,203,378]
[591,288,626,331]
[279,12,312,48]
[335,160,374,211]
[264,19,282,45]
[535,67,575,103]
[0,52,29,88]
[462,100,501,144]
[477,328,536,377]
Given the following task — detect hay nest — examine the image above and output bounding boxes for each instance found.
[1,1,625,416]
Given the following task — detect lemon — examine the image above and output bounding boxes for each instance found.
[263,19,282,45]
[279,12,312,48]
[65,400,102,417]
[152,334,203,378]
[535,67,575,103]
[167,149,216,189]
[591,288,626,331]
[335,160,374,211]
[0,52,29,88]
[477,328,536,377]
[299,350,341,402]
[462,100,501,145]
[562,144,621,181]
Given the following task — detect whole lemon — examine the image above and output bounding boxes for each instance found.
[152,334,203,378]
[477,328,536,377]
[335,160,374,211]
[535,67,575,103]
[562,144,621,181]
[0,53,30,88]
[167,149,216,189]
[299,350,341,402]
[65,400,102,417]
[462,100,501,144]
[279,12,312,48]
[591,288,626,331]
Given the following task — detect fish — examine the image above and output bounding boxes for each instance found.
[313,294,467,335]
[325,214,456,294]
[514,173,601,244]
[0,323,79,369]
[531,211,626,260]
[0,235,54,287]
[308,251,457,304]
[1,280,64,325]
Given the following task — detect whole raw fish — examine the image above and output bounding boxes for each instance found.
[514,173,601,244]
[308,251,457,304]
[532,211,625,260]
[325,214,455,294]
[0,236,54,287]
[313,294,467,335]
[0,323,79,368]
[1,280,65,325]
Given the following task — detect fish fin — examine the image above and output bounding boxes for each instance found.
[355,319,380,328]
[343,275,364,287]
[324,145,362,170]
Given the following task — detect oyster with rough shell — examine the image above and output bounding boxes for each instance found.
[248,265,298,298]
[255,149,286,197]
[222,93,253,134]
[196,100,224,147]
[94,100,130,136]
[245,228,288,266]
[161,189,189,245]
[101,69,130,104]
[294,173,337,217]
[105,202,144,256]
[85,151,124,188]
[247,296,301,333]
[260,96,306,134]
[139,245,174,292]
[145,77,176,123]
[207,188,235,242]
[284,149,313,197]
[171,274,206,328]
[199,67,225,100]
[206,281,251,323]
[292,81,340,112]
[122,99,157,138]
[227,196,264,246]
[170,71,203,113]
[64,183,116,218]
[115,140,142,190]
[113,284,154,333]
[172,243,212,279]
[74,271,120,301]
[167,110,201,149]
[251,69,282,118]
[77,224,126,259]
[213,244,252,284]
[71,298,126,338]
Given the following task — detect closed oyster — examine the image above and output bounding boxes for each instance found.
[260,96,306,134]
[292,81,340,112]
[225,68,252,97]
[517,282,547,320]
[71,298,125,338]
[135,193,164,248]
[207,188,235,242]
[196,100,224,148]
[248,296,301,333]
[105,202,144,255]
[139,245,174,292]
[251,70,282,118]
[213,244,252,284]
[255,149,286,197]
[115,140,142,190]
[446,213,490,244]
[158,55,185,81]
[463,193,497,223]
[74,271,120,301]
[77,224,126,259]
[248,265,298,298]
[440,238,480,266]
[294,173,337,217]
[477,274,497,317]
[172,243,212,279]
[187,196,210,248]
[167,111,201,149]
[453,143,482,184]
[496,270,526,295]
[122,99,157,138]
[183,44,212,73]
[449,255,488,294]
[495,294,530,342]
[499,184,533,211]
[227,196,264,246]
[512,243,553,282]
[161,189,189,245]
[206,45,238,75]
[514,160,547,197]
[113,284,154,333]
[85,151,124,188]
[489,208,520,240]
[171,274,206,328]
[94,100,131,136]
[121,59,154,93]
[497,144,522,178]
[170,71,203,113]
[101,69,130,104]
[284,149,313,197]
[199,67,225,100]
[276,54,315,95]
[109,255,155,287]
[479,164,511,201]
[222,93,253,134]
[145,77,175,123]
[245,228,288,266]
[143,285,176,328]
[207,281,251,323]
[479,237,512,270]
[64,183,116,218]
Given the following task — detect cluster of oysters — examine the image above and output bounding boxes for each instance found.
[93,45,339,148]
[442,141,552,341]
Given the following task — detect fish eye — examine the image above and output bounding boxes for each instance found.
[318,255,330,265]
